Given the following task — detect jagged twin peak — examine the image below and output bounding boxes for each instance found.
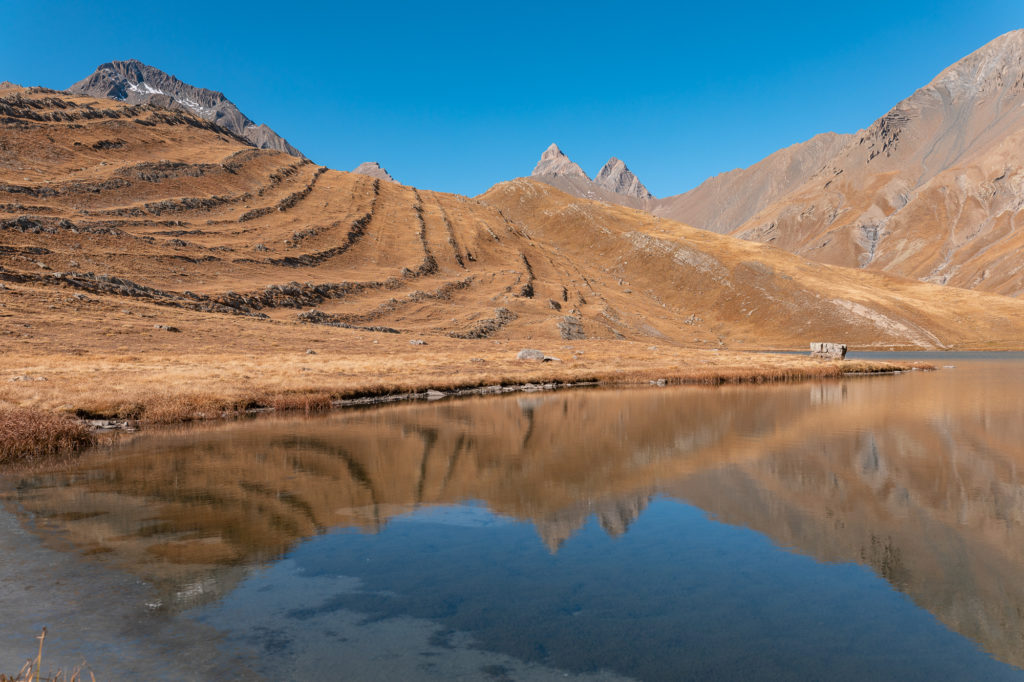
[68,60,304,158]
[351,161,396,183]
[531,143,653,200]
[594,157,652,200]
[531,143,589,179]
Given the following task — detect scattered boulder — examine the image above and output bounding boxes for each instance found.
[516,349,561,362]
[153,324,181,332]
[409,339,427,346]
[305,349,317,354]
[810,342,847,360]
[548,299,562,311]
[426,389,446,400]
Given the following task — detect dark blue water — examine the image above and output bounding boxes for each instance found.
[200,500,1018,681]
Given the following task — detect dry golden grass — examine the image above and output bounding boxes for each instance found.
[0,407,93,463]
[0,323,923,428]
[0,628,94,682]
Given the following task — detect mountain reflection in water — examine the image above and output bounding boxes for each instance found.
[4,357,1024,673]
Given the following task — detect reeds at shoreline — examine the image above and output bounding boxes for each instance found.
[0,408,94,465]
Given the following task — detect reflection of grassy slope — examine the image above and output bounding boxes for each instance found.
[665,366,1024,668]
[9,366,1024,665]
[2,87,1024,425]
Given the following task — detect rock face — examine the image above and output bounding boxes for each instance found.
[659,29,1024,297]
[653,132,850,233]
[531,143,589,179]
[67,60,303,158]
[594,157,652,200]
[810,342,847,360]
[352,161,395,182]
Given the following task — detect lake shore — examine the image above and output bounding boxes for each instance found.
[0,329,931,463]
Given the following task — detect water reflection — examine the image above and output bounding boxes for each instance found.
[3,358,1024,672]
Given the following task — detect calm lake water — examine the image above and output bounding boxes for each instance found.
[2,353,1024,680]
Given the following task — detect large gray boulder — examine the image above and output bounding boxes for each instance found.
[516,348,546,361]
[810,342,847,359]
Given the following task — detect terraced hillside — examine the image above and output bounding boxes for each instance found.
[2,84,1024,423]
[3,84,1024,352]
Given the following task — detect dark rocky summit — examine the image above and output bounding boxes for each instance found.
[68,60,303,158]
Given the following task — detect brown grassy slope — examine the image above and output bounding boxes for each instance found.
[479,179,1024,349]
[0,85,1015,424]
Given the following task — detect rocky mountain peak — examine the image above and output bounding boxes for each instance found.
[352,161,395,182]
[594,157,653,200]
[928,29,1024,98]
[531,143,589,179]
[67,60,304,158]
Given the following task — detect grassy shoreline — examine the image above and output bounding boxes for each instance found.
[0,344,931,465]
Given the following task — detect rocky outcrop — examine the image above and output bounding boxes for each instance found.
[557,315,585,340]
[810,342,848,359]
[67,60,303,158]
[352,162,395,182]
[531,143,589,179]
[594,157,652,200]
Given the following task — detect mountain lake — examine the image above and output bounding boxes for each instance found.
[2,352,1023,681]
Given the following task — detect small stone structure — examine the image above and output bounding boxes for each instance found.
[557,315,585,340]
[810,342,847,360]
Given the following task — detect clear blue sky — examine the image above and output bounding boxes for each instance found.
[4,1,1022,197]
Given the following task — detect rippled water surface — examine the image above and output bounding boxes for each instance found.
[2,353,1024,680]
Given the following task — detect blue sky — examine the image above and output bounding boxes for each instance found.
[3,1,1023,196]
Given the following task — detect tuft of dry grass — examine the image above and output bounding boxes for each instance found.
[0,408,94,464]
[0,628,94,682]
[264,391,334,414]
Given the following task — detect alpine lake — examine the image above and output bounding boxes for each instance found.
[2,353,1023,681]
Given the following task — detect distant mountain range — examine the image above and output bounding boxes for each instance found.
[531,29,1024,297]
[47,30,1024,298]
